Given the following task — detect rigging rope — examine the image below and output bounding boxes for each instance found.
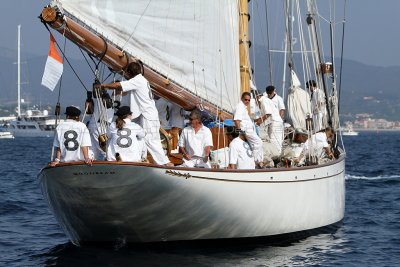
[338,0,348,115]
[121,0,153,53]
[264,0,274,85]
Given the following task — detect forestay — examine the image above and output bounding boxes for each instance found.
[56,0,241,113]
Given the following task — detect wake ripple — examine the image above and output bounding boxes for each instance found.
[345,174,400,180]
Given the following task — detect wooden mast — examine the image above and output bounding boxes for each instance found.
[239,0,251,96]
[40,6,231,120]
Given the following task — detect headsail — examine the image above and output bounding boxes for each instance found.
[51,0,241,115]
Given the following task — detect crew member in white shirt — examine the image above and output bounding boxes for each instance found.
[178,109,213,168]
[234,92,263,165]
[303,127,335,160]
[106,106,146,162]
[306,80,327,132]
[50,106,92,166]
[263,86,285,154]
[100,61,173,166]
[265,85,285,120]
[228,127,256,170]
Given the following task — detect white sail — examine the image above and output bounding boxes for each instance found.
[57,0,241,113]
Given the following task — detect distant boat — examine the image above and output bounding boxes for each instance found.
[341,125,359,136]
[6,109,57,138]
[5,26,58,138]
[0,131,14,139]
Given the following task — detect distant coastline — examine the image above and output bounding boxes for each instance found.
[354,128,400,132]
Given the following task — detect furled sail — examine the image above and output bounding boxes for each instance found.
[287,70,311,130]
[55,0,241,114]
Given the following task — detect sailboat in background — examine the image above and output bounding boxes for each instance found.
[38,0,346,245]
[5,25,59,138]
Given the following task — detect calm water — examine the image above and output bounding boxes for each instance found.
[1,132,399,266]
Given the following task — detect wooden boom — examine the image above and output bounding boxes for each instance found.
[40,6,232,120]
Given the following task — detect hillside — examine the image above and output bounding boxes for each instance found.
[251,48,400,121]
[0,49,94,115]
[1,48,399,120]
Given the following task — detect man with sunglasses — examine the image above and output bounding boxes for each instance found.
[178,109,213,168]
[233,92,264,167]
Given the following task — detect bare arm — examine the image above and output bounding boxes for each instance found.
[49,147,61,167]
[228,163,237,169]
[82,146,93,166]
[234,120,241,129]
[256,114,270,125]
[179,146,191,160]
[324,147,335,159]
[203,146,211,162]
[279,109,285,120]
[100,82,122,90]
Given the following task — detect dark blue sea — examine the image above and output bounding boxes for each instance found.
[1,131,399,266]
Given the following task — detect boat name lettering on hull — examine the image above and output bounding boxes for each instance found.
[73,171,116,176]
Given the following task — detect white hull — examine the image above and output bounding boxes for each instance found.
[6,116,58,138]
[39,155,345,244]
[9,128,54,138]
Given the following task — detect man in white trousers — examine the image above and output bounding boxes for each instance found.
[100,61,173,166]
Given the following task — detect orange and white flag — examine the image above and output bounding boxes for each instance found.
[41,34,63,91]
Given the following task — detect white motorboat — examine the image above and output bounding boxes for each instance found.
[342,126,359,136]
[0,131,14,139]
[38,0,347,245]
[6,109,58,138]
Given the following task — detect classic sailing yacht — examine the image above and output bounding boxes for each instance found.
[38,0,346,245]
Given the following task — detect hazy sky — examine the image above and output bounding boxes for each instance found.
[0,0,399,67]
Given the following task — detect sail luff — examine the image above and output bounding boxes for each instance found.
[40,6,232,120]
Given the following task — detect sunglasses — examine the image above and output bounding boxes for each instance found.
[243,98,251,102]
